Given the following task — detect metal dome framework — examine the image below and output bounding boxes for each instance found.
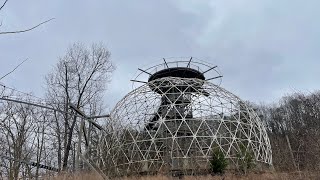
[96,59,272,176]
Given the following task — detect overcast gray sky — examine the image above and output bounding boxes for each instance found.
[1,0,319,110]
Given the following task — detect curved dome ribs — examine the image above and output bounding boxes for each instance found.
[95,58,272,177]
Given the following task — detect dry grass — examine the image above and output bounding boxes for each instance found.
[46,172,103,180]
[47,171,320,180]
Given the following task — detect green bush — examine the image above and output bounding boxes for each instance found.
[210,147,228,174]
[236,144,255,174]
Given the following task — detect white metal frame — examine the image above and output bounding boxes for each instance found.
[97,77,272,176]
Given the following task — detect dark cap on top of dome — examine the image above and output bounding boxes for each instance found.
[148,67,205,82]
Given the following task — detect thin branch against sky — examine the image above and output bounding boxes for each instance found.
[0,58,28,81]
[0,0,9,12]
[0,18,55,35]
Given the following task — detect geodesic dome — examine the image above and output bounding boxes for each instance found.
[97,60,272,176]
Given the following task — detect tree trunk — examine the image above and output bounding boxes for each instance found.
[285,134,297,170]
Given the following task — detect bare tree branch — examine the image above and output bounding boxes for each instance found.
[0,18,54,35]
[0,59,28,81]
[0,0,8,12]
[45,43,114,170]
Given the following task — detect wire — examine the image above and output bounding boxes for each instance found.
[0,83,46,102]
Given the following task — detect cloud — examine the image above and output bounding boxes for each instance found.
[181,0,320,103]
[1,0,320,108]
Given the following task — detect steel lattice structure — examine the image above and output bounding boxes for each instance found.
[96,59,272,176]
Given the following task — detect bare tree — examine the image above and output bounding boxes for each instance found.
[0,98,40,179]
[45,43,114,171]
[256,91,320,172]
